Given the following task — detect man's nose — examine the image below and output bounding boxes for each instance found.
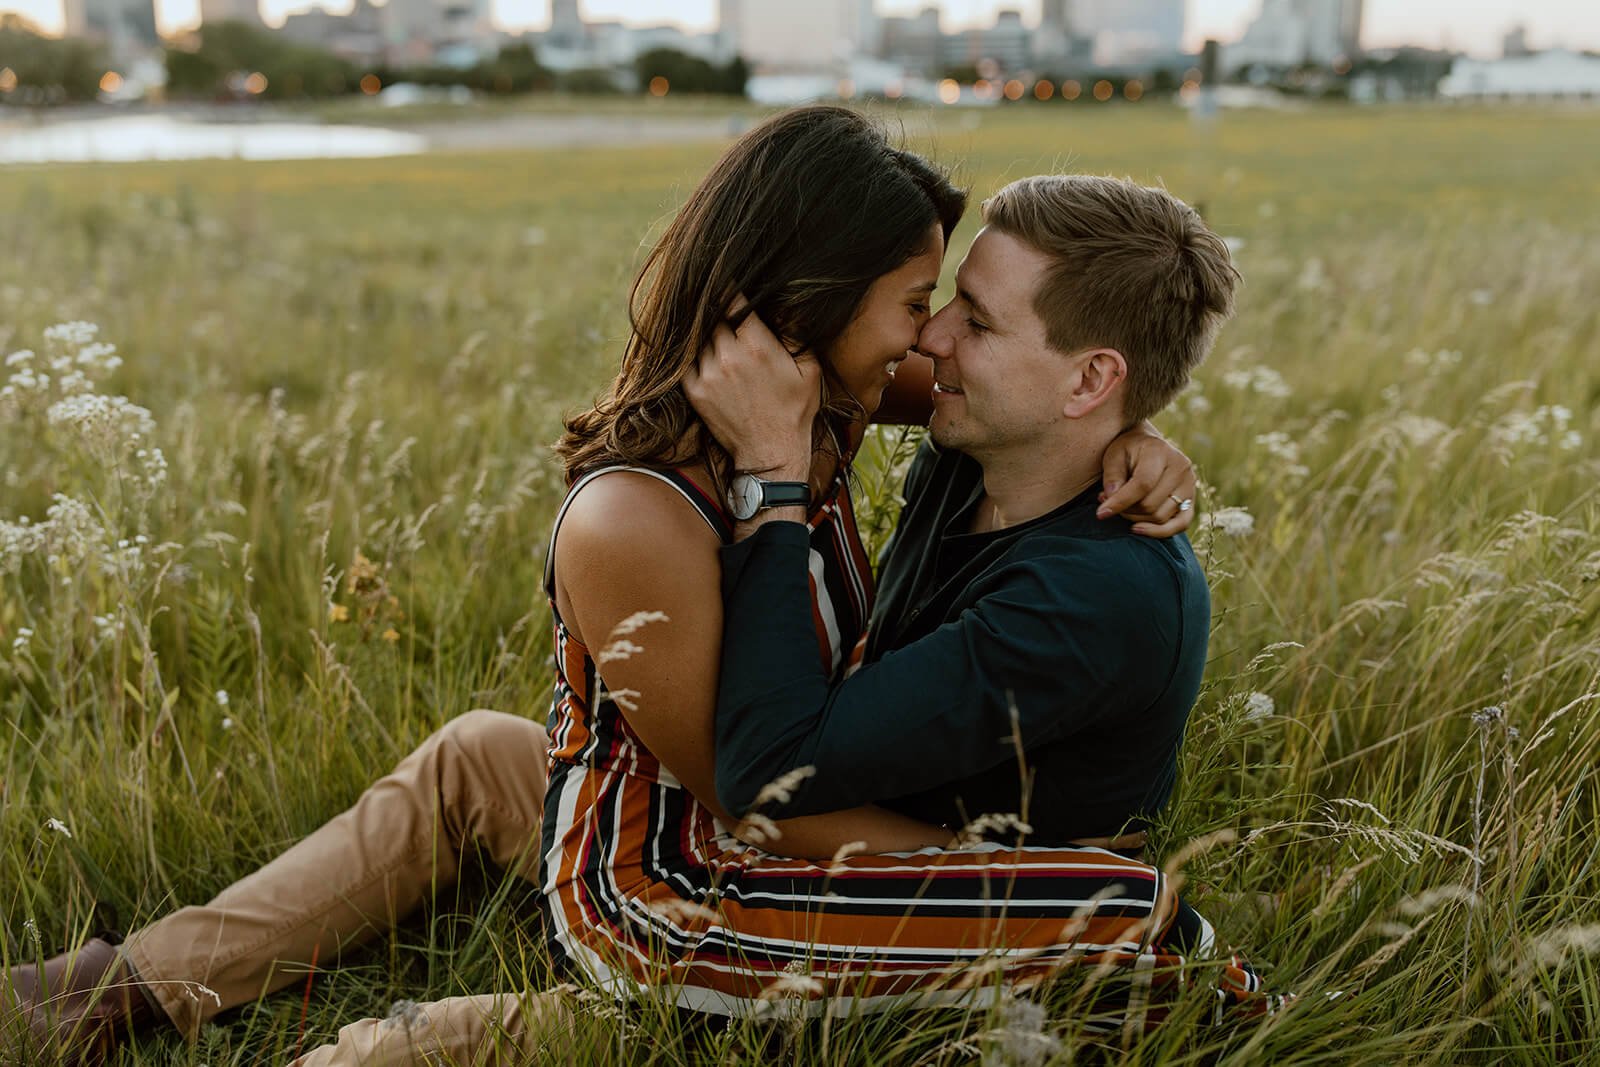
[917,304,955,360]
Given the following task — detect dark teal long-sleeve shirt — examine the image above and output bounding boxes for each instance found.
[715,439,1210,843]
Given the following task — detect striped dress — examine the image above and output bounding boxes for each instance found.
[537,466,1279,1029]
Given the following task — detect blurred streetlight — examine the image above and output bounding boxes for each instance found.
[1061,79,1081,100]
[244,72,268,95]
[1124,79,1143,101]
[938,79,960,104]
[649,76,669,97]
[1033,79,1054,101]
[0,68,16,93]
[1093,79,1113,101]
[360,73,382,95]
[1003,79,1024,101]
[99,71,124,94]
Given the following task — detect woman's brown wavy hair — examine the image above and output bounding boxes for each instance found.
[556,106,966,492]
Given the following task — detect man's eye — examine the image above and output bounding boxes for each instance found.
[966,317,988,333]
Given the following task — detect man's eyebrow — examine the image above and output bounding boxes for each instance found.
[957,285,993,322]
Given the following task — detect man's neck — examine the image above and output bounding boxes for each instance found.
[967,437,1109,535]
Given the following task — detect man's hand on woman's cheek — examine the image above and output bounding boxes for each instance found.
[1096,422,1198,539]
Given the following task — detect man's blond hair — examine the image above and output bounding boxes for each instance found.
[982,175,1239,424]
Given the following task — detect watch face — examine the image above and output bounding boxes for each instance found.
[728,474,762,521]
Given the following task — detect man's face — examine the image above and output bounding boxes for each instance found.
[917,227,1071,456]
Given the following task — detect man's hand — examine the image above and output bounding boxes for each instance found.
[1095,422,1198,538]
[684,308,820,482]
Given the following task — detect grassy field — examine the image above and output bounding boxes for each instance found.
[2,101,1598,1064]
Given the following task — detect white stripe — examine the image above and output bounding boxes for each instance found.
[808,547,842,672]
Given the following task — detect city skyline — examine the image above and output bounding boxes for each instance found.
[7,0,1600,57]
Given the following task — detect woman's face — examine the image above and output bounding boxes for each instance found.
[828,223,946,416]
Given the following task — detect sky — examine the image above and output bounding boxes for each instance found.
[8,0,1600,57]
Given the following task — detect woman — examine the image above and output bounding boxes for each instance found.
[4,107,1211,1066]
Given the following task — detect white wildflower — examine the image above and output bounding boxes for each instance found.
[45,817,72,838]
[955,812,1034,847]
[610,610,670,637]
[1220,365,1292,399]
[47,393,155,454]
[1296,257,1328,292]
[221,717,234,731]
[1201,506,1255,538]
[984,995,1061,1067]
[1254,431,1310,480]
[1392,414,1451,447]
[1244,692,1275,722]
[1468,289,1493,307]
[215,689,230,707]
[752,765,816,809]
[42,321,99,348]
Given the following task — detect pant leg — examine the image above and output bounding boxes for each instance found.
[289,988,573,1067]
[123,710,549,1035]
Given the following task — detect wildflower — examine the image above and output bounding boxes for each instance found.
[759,964,823,1000]
[1254,431,1310,480]
[955,812,1033,847]
[46,393,156,454]
[737,813,782,846]
[329,603,350,623]
[1201,506,1255,538]
[1392,414,1451,447]
[610,610,670,636]
[215,689,229,706]
[45,817,72,838]
[1220,365,1291,399]
[983,995,1061,1067]
[221,717,234,731]
[1244,692,1275,722]
[381,627,400,643]
[752,766,816,809]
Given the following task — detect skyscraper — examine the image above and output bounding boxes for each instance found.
[549,0,584,47]
[721,0,875,69]
[62,0,159,46]
[1034,0,1073,66]
[199,0,262,27]
[1069,0,1184,63]
[1227,0,1364,68]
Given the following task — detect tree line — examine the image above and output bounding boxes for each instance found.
[0,18,747,104]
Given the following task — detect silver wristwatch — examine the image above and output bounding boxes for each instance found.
[727,473,810,522]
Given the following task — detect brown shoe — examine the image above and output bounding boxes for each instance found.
[2,935,157,1064]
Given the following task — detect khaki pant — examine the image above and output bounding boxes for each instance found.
[121,709,559,1065]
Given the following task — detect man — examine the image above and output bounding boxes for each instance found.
[688,173,1237,849]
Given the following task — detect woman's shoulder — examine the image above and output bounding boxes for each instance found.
[556,467,725,558]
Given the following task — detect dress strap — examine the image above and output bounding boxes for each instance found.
[544,466,731,598]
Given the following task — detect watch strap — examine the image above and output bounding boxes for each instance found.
[756,481,810,509]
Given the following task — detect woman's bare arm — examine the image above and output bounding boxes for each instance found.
[553,472,949,859]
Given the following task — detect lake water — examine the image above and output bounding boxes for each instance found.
[0,114,426,165]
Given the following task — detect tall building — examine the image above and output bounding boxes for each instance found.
[879,5,942,74]
[1069,0,1184,64]
[62,0,159,46]
[548,0,584,47]
[1502,24,1531,58]
[199,0,261,27]
[1033,0,1073,67]
[1227,0,1363,69]
[722,0,875,70]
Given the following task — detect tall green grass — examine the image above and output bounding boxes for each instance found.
[2,102,1598,1064]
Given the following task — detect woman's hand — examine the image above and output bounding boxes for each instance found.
[1095,422,1198,538]
[683,310,821,481]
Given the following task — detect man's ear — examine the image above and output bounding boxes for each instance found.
[1062,348,1128,420]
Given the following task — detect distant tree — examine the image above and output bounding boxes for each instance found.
[633,47,746,96]
[0,13,108,103]
[165,20,356,99]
